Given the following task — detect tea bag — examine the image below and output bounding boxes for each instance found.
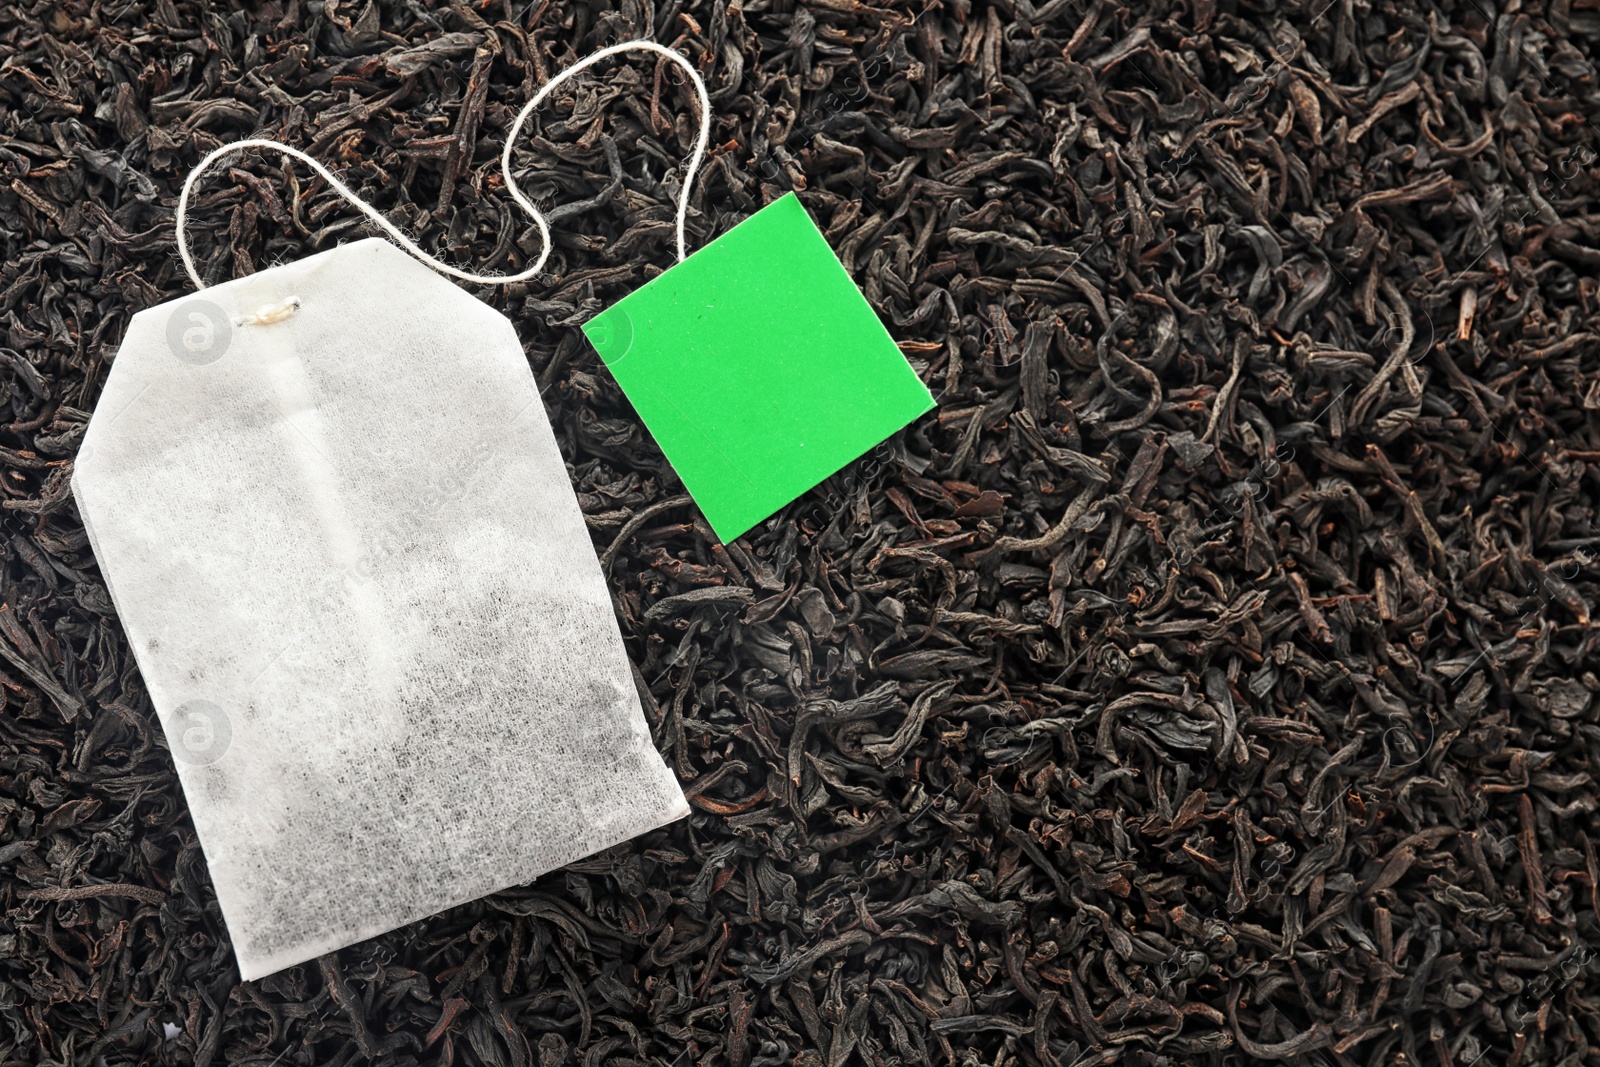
[74,235,687,980]
[72,37,933,979]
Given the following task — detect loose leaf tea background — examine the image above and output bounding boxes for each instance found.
[2,1,1598,1066]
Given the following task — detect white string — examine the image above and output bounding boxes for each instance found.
[175,40,712,292]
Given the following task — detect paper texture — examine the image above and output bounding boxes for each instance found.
[582,192,936,542]
[73,238,687,980]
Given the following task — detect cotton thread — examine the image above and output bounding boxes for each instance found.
[175,40,712,291]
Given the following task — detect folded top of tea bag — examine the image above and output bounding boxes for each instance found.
[74,239,688,979]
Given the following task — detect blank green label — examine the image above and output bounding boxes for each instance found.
[582,193,936,542]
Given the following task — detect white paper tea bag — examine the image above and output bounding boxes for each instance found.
[73,236,688,980]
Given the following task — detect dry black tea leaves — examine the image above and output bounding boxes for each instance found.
[2,0,1598,1065]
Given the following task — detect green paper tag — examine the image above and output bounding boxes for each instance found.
[582,193,936,542]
